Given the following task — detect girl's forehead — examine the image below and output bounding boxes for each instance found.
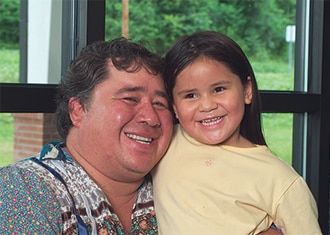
[175,59,240,87]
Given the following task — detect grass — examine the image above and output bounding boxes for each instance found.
[252,58,294,164]
[0,49,19,83]
[251,58,294,91]
[262,113,293,164]
[0,49,18,166]
[0,113,14,166]
[0,49,294,167]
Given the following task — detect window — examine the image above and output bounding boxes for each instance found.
[0,0,328,233]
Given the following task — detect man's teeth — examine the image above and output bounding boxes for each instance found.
[126,133,152,144]
[200,116,222,126]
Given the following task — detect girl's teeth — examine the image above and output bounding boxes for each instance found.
[201,116,222,126]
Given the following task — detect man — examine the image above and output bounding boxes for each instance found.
[0,38,173,234]
[0,37,281,234]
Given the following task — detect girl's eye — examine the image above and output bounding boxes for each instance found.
[184,93,197,99]
[214,86,225,93]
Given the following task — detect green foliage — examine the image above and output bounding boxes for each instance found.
[105,0,296,58]
[0,0,20,45]
[0,0,296,58]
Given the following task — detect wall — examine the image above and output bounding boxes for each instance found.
[12,113,59,161]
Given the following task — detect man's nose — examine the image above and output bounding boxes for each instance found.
[136,102,161,127]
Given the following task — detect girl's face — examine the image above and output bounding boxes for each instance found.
[172,58,252,146]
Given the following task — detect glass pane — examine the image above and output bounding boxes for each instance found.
[105,0,296,91]
[1,0,63,84]
[0,48,19,83]
[262,113,293,164]
[0,0,20,83]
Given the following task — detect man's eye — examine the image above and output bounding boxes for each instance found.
[153,101,169,110]
[123,97,138,103]
[184,93,196,99]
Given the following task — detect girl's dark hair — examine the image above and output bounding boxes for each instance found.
[164,31,266,145]
[56,37,164,142]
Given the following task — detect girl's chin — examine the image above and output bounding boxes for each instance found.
[197,136,226,145]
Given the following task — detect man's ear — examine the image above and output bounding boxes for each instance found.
[244,76,253,104]
[68,97,84,127]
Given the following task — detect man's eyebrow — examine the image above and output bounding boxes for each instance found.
[115,86,145,94]
[155,90,168,99]
[115,86,168,99]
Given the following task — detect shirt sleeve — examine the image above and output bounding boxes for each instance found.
[274,176,322,234]
[0,165,62,234]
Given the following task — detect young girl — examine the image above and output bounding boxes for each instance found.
[152,31,321,234]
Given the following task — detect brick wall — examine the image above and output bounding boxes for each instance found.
[12,113,60,162]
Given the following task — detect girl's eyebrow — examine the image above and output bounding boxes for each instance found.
[176,88,197,96]
[175,80,232,95]
[211,80,232,86]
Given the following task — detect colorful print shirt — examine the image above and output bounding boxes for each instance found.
[0,142,158,234]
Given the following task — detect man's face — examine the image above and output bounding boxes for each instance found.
[69,63,173,181]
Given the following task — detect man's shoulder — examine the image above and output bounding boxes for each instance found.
[0,156,39,176]
[0,156,53,193]
[0,157,62,233]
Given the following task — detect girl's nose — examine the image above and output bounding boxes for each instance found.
[198,95,217,112]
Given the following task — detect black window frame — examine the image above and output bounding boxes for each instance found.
[0,0,328,233]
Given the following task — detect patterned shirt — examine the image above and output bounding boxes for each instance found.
[0,142,158,234]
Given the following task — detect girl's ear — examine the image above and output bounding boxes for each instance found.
[244,76,253,104]
[68,97,84,127]
[173,105,179,119]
